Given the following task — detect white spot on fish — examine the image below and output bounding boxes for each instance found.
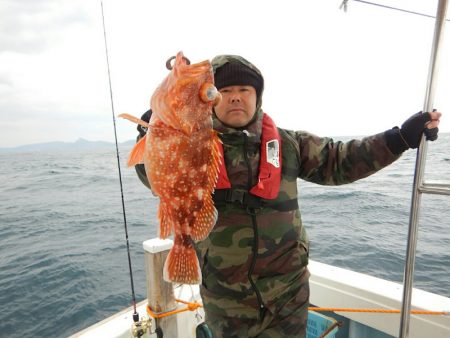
[197,188,203,200]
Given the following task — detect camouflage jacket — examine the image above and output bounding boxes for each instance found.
[134,109,400,319]
[195,107,400,319]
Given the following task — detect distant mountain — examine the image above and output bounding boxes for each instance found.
[0,138,136,153]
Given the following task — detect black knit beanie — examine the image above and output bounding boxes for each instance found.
[214,61,263,100]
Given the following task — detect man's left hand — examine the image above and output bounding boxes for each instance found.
[424,110,441,142]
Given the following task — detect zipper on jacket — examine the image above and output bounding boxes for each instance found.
[242,132,265,319]
[249,213,266,321]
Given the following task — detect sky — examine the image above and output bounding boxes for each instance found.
[0,0,449,148]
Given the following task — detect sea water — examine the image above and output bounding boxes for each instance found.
[0,134,449,338]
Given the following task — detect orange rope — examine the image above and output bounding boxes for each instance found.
[146,300,447,319]
[308,307,448,315]
[146,299,202,319]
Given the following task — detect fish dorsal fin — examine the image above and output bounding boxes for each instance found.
[127,134,146,167]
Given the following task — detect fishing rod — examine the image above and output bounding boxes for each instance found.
[100,2,149,336]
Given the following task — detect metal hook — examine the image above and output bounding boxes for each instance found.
[165,55,191,70]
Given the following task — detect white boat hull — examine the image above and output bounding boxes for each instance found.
[70,259,450,338]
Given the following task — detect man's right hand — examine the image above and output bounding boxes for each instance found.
[138,109,152,137]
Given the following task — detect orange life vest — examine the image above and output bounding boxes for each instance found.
[215,113,282,200]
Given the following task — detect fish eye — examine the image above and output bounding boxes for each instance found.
[200,84,219,103]
[206,86,218,100]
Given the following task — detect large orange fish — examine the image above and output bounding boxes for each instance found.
[119,52,221,284]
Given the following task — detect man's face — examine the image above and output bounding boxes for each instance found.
[214,85,257,128]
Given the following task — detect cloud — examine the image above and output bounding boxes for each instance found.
[0,71,13,88]
[0,0,92,54]
[0,0,109,142]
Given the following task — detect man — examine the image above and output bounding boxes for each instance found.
[135,55,441,338]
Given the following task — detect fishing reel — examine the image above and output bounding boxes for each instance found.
[131,314,152,338]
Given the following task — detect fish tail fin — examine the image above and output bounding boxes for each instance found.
[158,202,172,239]
[127,135,146,167]
[190,196,217,241]
[163,235,201,284]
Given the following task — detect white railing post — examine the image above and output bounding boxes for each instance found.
[143,238,177,337]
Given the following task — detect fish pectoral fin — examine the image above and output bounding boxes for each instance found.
[118,113,150,129]
[163,236,201,285]
[190,197,217,241]
[127,135,146,167]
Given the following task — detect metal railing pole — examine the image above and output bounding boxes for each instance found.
[399,1,448,337]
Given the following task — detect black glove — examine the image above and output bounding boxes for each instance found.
[385,111,439,155]
[424,123,439,142]
[137,109,152,137]
[401,111,439,147]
